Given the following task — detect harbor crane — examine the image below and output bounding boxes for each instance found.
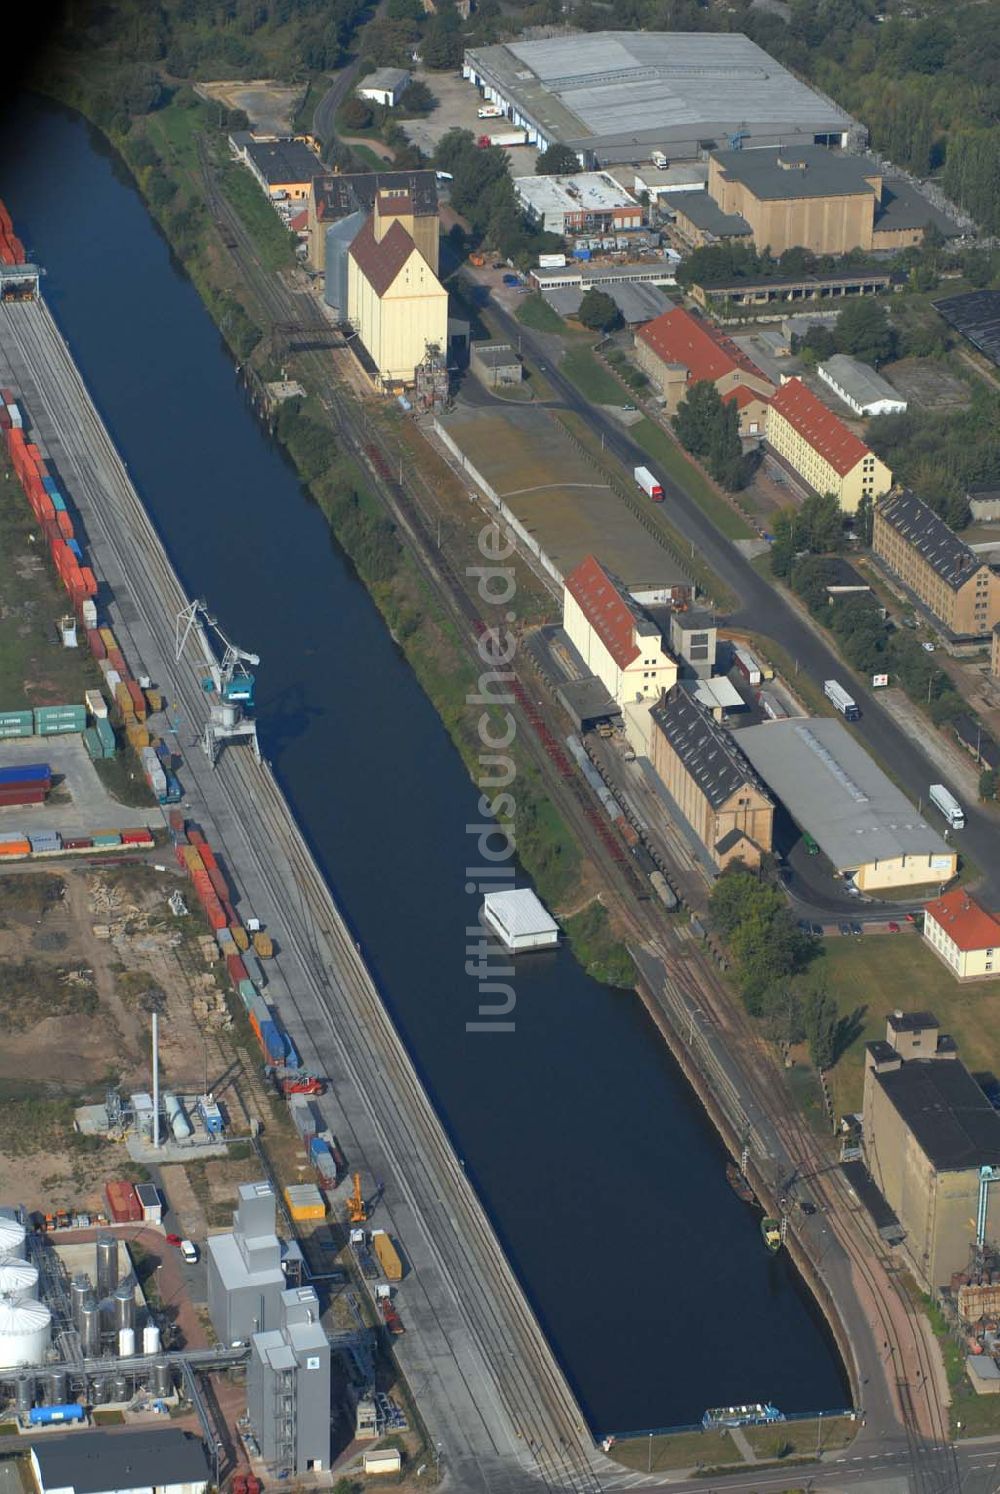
[174,600,261,767]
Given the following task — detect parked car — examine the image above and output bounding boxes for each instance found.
[851,922,863,937]
[165,1233,183,1248]
[799,1198,817,1216]
[904,912,917,924]
[180,1240,199,1264]
[839,921,852,936]
[888,921,901,933]
[811,922,824,936]
[922,641,935,652]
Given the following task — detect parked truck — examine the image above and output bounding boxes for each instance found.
[478,130,527,148]
[371,1228,403,1281]
[929,782,965,830]
[350,1228,379,1280]
[824,679,860,721]
[634,466,664,501]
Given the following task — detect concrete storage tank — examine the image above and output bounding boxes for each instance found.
[0,1299,51,1368]
[142,1324,161,1356]
[118,1327,136,1357]
[0,1260,38,1301]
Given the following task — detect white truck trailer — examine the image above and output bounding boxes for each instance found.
[929,783,965,830]
[634,466,664,501]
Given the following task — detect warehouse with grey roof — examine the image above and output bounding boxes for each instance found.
[735,717,957,891]
[463,32,858,165]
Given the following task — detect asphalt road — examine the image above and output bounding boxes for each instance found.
[483,289,1000,903]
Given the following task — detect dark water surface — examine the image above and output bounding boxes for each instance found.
[0,93,849,1432]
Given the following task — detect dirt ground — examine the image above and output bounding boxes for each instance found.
[195,80,307,136]
[0,861,234,1214]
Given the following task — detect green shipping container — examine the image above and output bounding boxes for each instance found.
[92,833,122,847]
[95,718,117,758]
[0,710,35,738]
[34,705,87,734]
[83,727,102,761]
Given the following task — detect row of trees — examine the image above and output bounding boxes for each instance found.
[673,381,758,491]
[432,128,563,264]
[708,867,857,1069]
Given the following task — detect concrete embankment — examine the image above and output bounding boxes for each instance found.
[0,296,608,1494]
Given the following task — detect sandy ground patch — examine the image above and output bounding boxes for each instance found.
[196,80,307,136]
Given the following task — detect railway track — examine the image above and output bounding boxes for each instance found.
[0,298,610,1494]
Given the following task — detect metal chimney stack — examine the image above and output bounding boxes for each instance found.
[151,1009,160,1148]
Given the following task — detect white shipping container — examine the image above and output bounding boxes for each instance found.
[85,689,108,720]
[81,600,98,629]
[6,403,22,429]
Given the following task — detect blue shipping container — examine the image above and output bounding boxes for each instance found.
[161,772,182,804]
[572,247,591,259]
[67,538,83,561]
[42,476,58,495]
[283,1038,301,1072]
[51,492,67,512]
[260,1020,286,1065]
[0,763,51,785]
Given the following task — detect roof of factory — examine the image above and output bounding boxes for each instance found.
[349,216,419,296]
[651,686,768,810]
[734,717,953,870]
[244,136,324,187]
[819,353,904,410]
[515,171,639,222]
[711,144,880,200]
[565,554,660,669]
[464,32,853,153]
[877,488,989,592]
[924,890,1000,952]
[769,377,872,477]
[637,306,768,384]
[662,190,751,237]
[31,1429,211,1493]
[872,1055,1000,1172]
[313,169,438,223]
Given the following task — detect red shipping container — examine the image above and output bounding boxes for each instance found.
[108,652,127,677]
[121,829,152,845]
[0,786,46,806]
[187,827,206,846]
[226,953,249,986]
[63,836,92,849]
[197,841,217,870]
[127,681,146,719]
[0,408,9,431]
[208,865,229,903]
[57,511,74,541]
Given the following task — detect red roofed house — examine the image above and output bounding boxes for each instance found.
[563,555,678,708]
[634,306,775,434]
[346,189,447,389]
[766,376,892,512]
[923,889,1000,981]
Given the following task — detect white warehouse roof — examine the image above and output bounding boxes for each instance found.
[817,354,907,415]
[735,718,952,870]
[465,32,856,160]
[482,888,559,949]
[515,171,638,221]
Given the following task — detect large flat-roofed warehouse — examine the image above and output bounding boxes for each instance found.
[463,32,856,166]
[863,1012,1000,1289]
[434,403,692,602]
[735,717,956,890]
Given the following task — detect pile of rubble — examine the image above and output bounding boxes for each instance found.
[191,971,232,1030]
[89,876,181,951]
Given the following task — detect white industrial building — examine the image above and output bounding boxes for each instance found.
[464,32,857,166]
[817,354,908,417]
[735,718,957,892]
[563,554,678,708]
[513,172,642,236]
[357,67,411,107]
[482,888,560,951]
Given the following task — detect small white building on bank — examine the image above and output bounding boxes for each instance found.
[482,889,559,952]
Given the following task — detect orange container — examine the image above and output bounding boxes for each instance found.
[0,840,31,856]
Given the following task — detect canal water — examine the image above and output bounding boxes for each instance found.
[1,93,848,1432]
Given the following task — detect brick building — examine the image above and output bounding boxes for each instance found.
[872,489,1000,638]
[765,377,891,512]
[634,307,774,435]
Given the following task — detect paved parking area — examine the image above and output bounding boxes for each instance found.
[0,734,156,833]
[402,68,539,169]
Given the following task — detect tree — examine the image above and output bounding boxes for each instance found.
[340,97,374,130]
[577,288,620,332]
[398,79,436,115]
[422,16,465,68]
[856,491,874,546]
[535,143,581,175]
[797,491,845,554]
[803,984,839,1071]
[835,298,896,366]
[674,381,744,488]
[980,769,998,802]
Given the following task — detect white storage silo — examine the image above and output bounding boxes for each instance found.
[0,1219,27,1258]
[0,1260,38,1302]
[0,1298,52,1369]
[142,1323,161,1355]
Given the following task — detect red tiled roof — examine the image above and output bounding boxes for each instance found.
[770,377,872,477]
[637,306,769,386]
[723,384,769,410]
[565,555,641,670]
[925,889,1000,952]
[349,215,416,296]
